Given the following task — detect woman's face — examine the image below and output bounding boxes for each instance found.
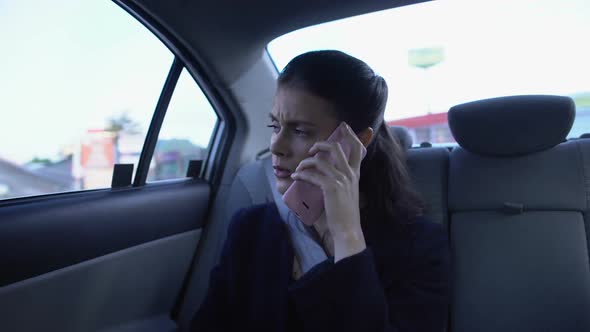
[269,87,340,195]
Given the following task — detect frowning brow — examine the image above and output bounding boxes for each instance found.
[268,113,317,127]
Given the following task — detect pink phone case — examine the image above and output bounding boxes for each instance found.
[282,123,366,225]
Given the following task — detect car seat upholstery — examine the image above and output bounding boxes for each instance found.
[448,95,590,332]
[406,147,449,227]
[391,125,450,227]
[389,125,450,228]
[227,126,449,227]
[390,125,413,150]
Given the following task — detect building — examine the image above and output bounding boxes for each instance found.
[0,158,74,199]
[388,104,590,145]
[388,112,454,145]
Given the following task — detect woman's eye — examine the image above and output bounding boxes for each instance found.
[267,124,280,133]
[293,128,308,136]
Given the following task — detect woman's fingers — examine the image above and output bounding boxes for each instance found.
[307,141,354,179]
[295,157,347,182]
[291,168,343,193]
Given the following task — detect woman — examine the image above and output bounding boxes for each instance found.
[191,50,450,331]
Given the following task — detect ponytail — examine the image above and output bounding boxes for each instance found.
[359,121,423,228]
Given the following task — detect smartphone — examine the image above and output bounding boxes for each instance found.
[282,123,367,225]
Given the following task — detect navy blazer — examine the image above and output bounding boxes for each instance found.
[191,203,450,332]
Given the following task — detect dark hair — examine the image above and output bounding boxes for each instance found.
[278,50,423,228]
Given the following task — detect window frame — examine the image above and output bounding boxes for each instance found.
[114,0,235,189]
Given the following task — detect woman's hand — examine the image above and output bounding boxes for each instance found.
[291,123,367,262]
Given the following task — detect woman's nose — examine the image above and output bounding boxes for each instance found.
[270,131,289,157]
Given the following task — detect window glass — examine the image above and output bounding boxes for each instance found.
[268,0,590,143]
[147,69,218,181]
[0,1,173,199]
[414,127,431,144]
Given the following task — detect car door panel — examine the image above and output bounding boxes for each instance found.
[0,180,209,286]
[0,180,210,332]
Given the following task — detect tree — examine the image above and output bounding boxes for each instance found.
[29,156,53,165]
[105,112,141,163]
[105,112,141,135]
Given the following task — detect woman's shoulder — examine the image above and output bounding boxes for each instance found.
[366,215,446,246]
[405,216,450,276]
[367,215,448,268]
[409,216,447,246]
[370,216,449,287]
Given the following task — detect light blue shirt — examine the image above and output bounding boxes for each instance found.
[271,186,329,274]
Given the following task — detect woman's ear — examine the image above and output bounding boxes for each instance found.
[358,127,374,147]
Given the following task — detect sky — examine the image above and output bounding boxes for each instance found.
[0,0,216,164]
[269,0,590,120]
[1,0,589,164]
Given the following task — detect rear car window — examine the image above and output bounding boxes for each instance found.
[268,0,590,145]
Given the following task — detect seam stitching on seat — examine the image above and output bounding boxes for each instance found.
[576,141,590,210]
[236,164,263,205]
[574,140,590,268]
[236,175,255,206]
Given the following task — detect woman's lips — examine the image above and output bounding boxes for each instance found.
[273,166,292,179]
